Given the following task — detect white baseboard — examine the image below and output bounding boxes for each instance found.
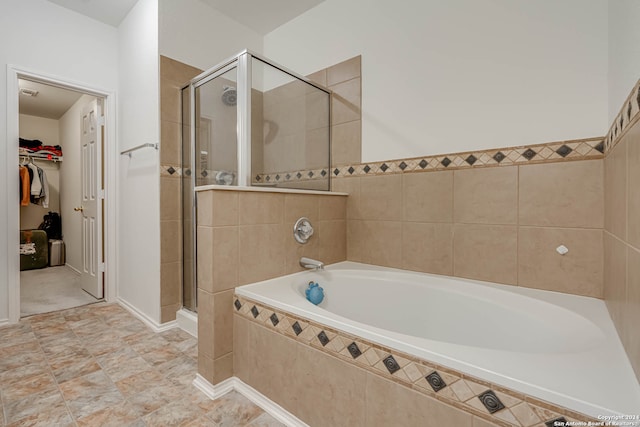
[117,298,177,333]
[0,319,10,327]
[192,375,308,427]
[65,263,81,275]
[176,308,197,338]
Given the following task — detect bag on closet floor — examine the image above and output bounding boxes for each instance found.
[39,211,62,240]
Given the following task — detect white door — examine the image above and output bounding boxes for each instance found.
[79,100,103,298]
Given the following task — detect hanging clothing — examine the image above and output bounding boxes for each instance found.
[37,167,49,208]
[18,166,30,206]
[26,163,42,196]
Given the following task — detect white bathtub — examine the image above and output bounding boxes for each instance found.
[236,262,640,418]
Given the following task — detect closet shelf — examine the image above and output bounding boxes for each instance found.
[20,153,63,163]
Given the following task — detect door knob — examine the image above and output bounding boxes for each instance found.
[74,206,84,212]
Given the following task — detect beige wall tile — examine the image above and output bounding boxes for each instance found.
[331,78,361,125]
[197,354,214,385]
[518,227,603,297]
[244,320,299,412]
[238,192,283,225]
[233,315,249,379]
[348,220,402,268]
[160,303,180,323]
[454,166,518,225]
[605,140,627,239]
[284,224,320,275]
[160,78,181,124]
[305,91,330,131]
[160,120,181,166]
[318,220,347,265]
[453,224,518,285]
[402,223,453,275]
[332,120,362,165]
[305,126,330,170]
[604,232,627,331]
[160,262,181,306]
[519,160,604,229]
[160,220,180,264]
[209,191,239,227]
[213,290,234,358]
[213,352,233,384]
[293,344,366,427]
[160,177,180,221]
[359,174,403,221]
[306,69,327,87]
[319,195,347,220]
[160,55,202,86]
[365,373,472,427]
[238,224,285,285]
[625,246,640,380]
[196,191,212,227]
[197,289,214,359]
[327,56,361,87]
[627,128,640,248]
[196,226,213,293]
[284,194,319,224]
[331,177,361,220]
[403,171,453,223]
[211,227,239,293]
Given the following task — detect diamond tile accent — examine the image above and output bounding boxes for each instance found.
[308,171,314,178]
[628,101,632,120]
[382,355,400,374]
[363,165,371,173]
[478,390,505,414]
[545,417,568,427]
[465,154,477,165]
[270,313,279,326]
[201,170,208,177]
[522,148,537,160]
[275,174,280,181]
[184,169,191,177]
[255,175,261,182]
[348,167,355,175]
[595,141,605,153]
[399,161,408,170]
[425,371,447,392]
[285,173,291,180]
[265,175,271,182]
[556,145,572,157]
[380,163,389,172]
[251,306,259,318]
[493,151,506,163]
[333,168,340,176]
[441,157,452,167]
[292,321,303,336]
[317,331,329,347]
[167,166,176,175]
[347,342,362,359]
[296,172,302,179]
[321,170,327,177]
[234,299,242,311]
[418,159,428,169]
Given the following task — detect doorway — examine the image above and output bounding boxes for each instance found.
[7,67,117,322]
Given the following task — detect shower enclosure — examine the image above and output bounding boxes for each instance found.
[181,50,332,312]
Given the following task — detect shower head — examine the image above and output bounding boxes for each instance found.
[222,86,237,106]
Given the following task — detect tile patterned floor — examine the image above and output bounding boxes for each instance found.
[0,302,285,427]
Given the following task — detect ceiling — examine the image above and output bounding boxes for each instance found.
[200,0,325,35]
[46,0,138,27]
[19,80,83,120]
[46,0,324,33]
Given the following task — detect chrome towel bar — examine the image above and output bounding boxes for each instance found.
[120,143,158,157]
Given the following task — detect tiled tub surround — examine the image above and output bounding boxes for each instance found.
[195,187,347,386]
[233,264,640,425]
[603,99,640,382]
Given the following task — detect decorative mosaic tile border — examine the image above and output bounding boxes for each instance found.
[161,137,604,182]
[605,78,640,153]
[234,295,598,427]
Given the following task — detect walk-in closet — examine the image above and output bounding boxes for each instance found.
[18,79,103,316]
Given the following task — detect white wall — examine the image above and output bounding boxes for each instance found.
[19,114,61,230]
[264,0,609,162]
[59,95,96,272]
[608,0,640,122]
[117,0,161,324]
[0,0,118,323]
[159,0,263,71]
